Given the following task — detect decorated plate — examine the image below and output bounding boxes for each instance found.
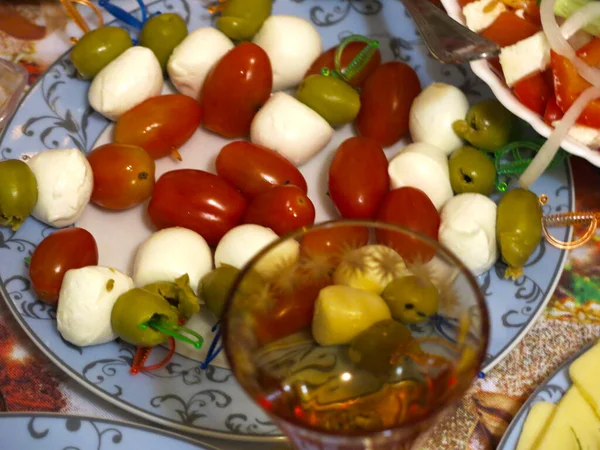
[0,412,215,450]
[0,0,573,442]
[497,342,594,449]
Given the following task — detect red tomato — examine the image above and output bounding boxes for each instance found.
[216,141,307,199]
[481,12,540,48]
[88,143,155,210]
[552,40,600,128]
[255,281,326,345]
[513,72,552,116]
[375,187,440,263]
[29,228,99,305]
[243,185,315,236]
[328,136,389,219]
[114,95,202,160]
[355,62,421,147]
[300,225,370,262]
[543,95,563,125]
[304,41,382,88]
[200,43,272,138]
[148,169,247,246]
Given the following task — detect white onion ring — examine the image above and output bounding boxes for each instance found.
[517,0,600,188]
[519,86,600,189]
[542,0,600,87]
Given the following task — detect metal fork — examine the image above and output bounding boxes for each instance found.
[400,0,501,64]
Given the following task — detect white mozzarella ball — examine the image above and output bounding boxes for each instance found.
[133,227,212,294]
[252,15,322,91]
[438,193,497,276]
[214,224,299,276]
[251,92,333,166]
[388,142,453,211]
[167,27,234,99]
[57,266,134,347]
[27,148,93,228]
[88,46,163,121]
[409,83,469,155]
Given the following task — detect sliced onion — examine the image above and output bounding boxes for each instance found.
[541,0,600,87]
[519,86,600,189]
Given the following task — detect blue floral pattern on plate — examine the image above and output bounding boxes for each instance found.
[497,342,594,449]
[0,0,572,441]
[0,412,215,450]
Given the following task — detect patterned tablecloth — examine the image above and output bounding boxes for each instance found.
[1,2,600,449]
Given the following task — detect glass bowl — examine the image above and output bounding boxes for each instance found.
[223,220,489,450]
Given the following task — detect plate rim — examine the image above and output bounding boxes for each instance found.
[497,340,595,449]
[0,0,572,441]
[0,410,221,449]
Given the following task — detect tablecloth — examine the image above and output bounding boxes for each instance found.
[1,2,600,449]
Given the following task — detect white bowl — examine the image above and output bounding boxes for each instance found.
[440,0,600,167]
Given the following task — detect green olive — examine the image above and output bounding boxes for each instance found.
[70,26,133,79]
[452,99,515,152]
[200,265,240,318]
[347,319,414,376]
[296,75,361,127]
[216,0,272,41]
[496,188,542,279]
[448,146,496,195]
[111,288,178,347]
[381,275,439,324]
[139,13,188,72]
[0,159,38,230]
[143,274,199,320]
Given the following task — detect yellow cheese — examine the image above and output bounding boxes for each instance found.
[516,402,555,450]
[533,386,600,450]
[569,342,600,417]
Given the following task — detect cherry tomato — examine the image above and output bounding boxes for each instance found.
[328,136,389,219]
[552,40,600,128]
[255,281,325,346]
[200,43,272,138]
[544,95,563,126]
[513,72,552,116]
[29,228,99,305]
[114,94,202,160]
[481,12,540,48]
[375,187,440,263]
[216,141,307,199]
[300,225,370,263]
[148,169,247,246]
[243,185,315,236]
[355,62,421,147]
[305,41,382,88]
[88,143,155,210]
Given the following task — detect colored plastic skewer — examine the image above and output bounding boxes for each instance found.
[493,140,569,192]
[200,322,223,370]
[140,319,204,349]
[539,195,599,250]
[99,0,144,30]
[130,337,176,374]
[59,0,105,36]
[320,35,379,87]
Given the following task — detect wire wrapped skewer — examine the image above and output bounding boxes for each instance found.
[540,195,598,250]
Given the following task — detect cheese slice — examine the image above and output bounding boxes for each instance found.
[532,386,600,450]
[570,342,600,417]
[516,402,555,450]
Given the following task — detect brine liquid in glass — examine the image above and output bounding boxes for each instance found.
[252,330,461,435]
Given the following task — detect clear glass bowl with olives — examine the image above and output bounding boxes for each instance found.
[222,220,489,450]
